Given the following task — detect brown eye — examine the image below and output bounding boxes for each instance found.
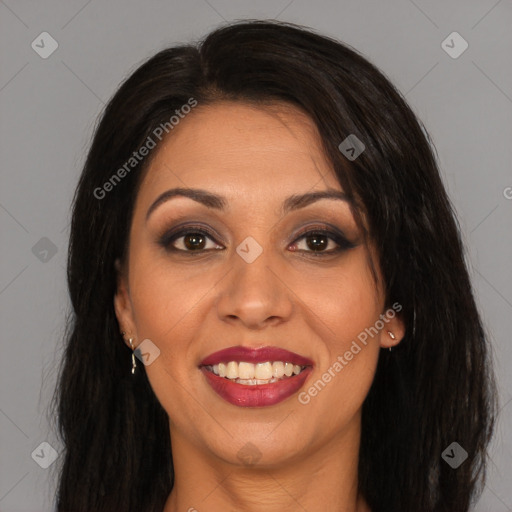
[158,225,224,254]
[182,232,208,251]
[303,233,330,252]
[290,228,355,255]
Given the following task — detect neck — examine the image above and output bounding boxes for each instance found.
[163,414,371,512]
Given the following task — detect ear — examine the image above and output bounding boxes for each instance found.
[114,258,137,349]
[379,306,406,350]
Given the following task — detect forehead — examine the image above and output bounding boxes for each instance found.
[136,101,343,208]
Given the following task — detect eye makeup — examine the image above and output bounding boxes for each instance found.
[155,220,358,258]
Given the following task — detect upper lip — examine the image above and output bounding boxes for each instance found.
[199,345,314,367]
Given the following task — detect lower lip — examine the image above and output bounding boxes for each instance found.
[200,366,313,407]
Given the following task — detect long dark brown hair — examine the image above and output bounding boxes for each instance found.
[50,19,497,512]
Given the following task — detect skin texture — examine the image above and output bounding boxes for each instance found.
[114,101,404,512]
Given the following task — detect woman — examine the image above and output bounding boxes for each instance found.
[51,19,497,512]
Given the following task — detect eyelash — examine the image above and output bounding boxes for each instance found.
[157,223,356,257]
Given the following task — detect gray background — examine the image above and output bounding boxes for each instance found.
[1,1,511,510]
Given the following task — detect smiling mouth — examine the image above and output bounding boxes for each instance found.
[202,360,310,386]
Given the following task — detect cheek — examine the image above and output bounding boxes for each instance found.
[292,253,381,418]
[291,250,382,341]
[127,253,217,426]
[128,251,215,342]
[298,352,378,436]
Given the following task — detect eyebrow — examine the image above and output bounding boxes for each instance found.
[145,187,351,222]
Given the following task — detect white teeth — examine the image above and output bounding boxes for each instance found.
[207,360,307,382]
[238,362,255,379]
[226,361,238,379]
[254,362,273,380]
[272,361,285,378]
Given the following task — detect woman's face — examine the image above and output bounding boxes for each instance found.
[115,101,403,467]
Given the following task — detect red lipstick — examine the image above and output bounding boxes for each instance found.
[199,346,314,408]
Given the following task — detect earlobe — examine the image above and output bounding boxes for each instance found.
[381,311,405,349]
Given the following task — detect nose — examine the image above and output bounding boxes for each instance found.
[215,246,294,330]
